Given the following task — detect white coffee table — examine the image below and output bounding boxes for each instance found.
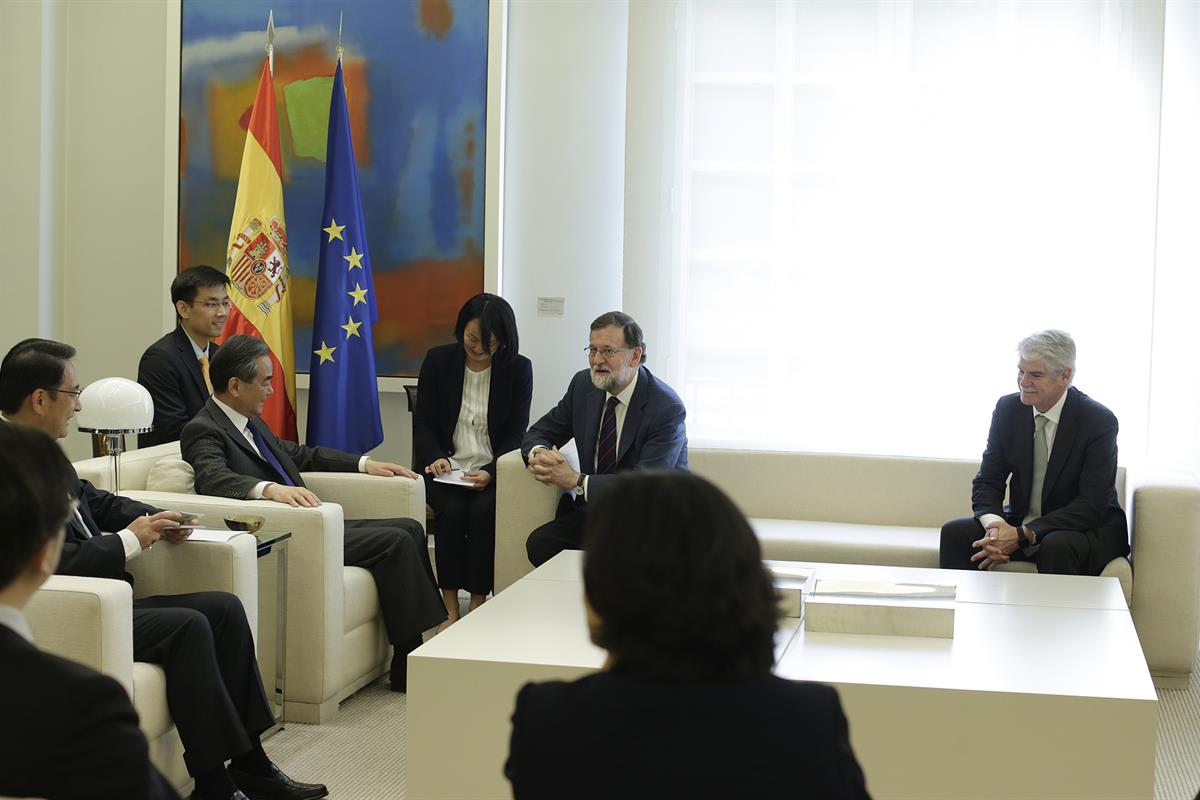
[407,552,1156,799]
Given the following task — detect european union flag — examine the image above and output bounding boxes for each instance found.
[306,59,383,452]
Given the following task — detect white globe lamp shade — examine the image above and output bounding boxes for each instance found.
[76,377,154,434]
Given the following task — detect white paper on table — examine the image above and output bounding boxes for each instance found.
[187,528,247,543]
[813,579,957,600]
[433,469,477,488]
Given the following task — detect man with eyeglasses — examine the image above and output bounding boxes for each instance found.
[138,265,233,447]
[0,338,328,800]
[521,311,688,566]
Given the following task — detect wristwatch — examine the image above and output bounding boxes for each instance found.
[573,472,585,497]
[1016,526,1031,548]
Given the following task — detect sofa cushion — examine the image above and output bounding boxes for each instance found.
[751,518,941,569]
[131,662,172,739]
[343,566,380,632]
[144,458,195,494]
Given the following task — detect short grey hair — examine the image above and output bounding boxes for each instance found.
[209,334,270,395]
[1018,330,1076,380]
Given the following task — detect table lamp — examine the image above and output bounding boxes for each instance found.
[76,377,154,493]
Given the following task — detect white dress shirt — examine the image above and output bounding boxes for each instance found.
[0,603,33,643]
[450,365,493,472]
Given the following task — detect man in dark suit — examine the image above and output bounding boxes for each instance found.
[181,334,446,690]
[939,330,1129,575]
[0,423,180,800]
[521,311,688,566]
[138,265,231,447]
[0,338,327,800]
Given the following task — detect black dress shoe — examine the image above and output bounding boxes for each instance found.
[189,791,250,800]
[228,764,328,800]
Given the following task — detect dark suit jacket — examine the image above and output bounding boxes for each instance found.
[412,343,533,475]
[181,398,361,499]
[138,327,219,447]
[59,479,159,579]
[505,671,870,800]
[972,386,1129,572]
[0,625,179,800]
[521,365,687,503]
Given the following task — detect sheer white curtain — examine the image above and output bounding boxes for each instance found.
[625,0,1164,460]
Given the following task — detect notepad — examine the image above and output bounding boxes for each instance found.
[187,529,247,543]
[433,469,477,488]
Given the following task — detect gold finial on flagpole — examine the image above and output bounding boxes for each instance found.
[266,9,276,75]
[336,11,345,64]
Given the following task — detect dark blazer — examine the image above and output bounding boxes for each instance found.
[0,625,179,800]
[521,365,687,503]
[972,386,1129,572]
[505,671,870,800]
[412,343,533,475]
[59,479,159,579]
[181,398,361,499]
[138,326,219,447]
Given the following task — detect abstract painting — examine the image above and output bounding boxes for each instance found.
[180,0,488,375]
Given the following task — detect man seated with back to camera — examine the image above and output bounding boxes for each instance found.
[180,333,447,691]
[0,337,327,800]
[0,423,179,800]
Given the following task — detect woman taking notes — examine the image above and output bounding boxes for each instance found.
[413,293,532,627]
[505,470,871,799]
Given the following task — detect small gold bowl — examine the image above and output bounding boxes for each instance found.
[224,514,266,534]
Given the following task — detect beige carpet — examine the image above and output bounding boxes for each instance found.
[264,653,1200,800]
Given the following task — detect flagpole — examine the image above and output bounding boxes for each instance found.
[266,9,275,75]
[337,11,344,65]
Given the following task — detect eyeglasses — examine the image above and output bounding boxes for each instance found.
[195,299,233,311]
[584,347,629,359]
[41,386,83,397]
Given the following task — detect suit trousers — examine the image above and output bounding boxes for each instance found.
[425,478,497,595]
[526,494,587,568]
[344,518,447,643]
[132,591,273,778]
[939,516,1100,576]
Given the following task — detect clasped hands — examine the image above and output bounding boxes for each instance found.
[424,458,492,490]
[971,520,1020,570]
[264,459,421,508]
[527,446,578,490]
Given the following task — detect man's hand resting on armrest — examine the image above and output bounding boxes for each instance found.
[263,484,322,507]
[128,511,185,550]
[365,459,420,480]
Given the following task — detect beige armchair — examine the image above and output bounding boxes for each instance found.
[25,533,258,794]
[74,441,428,723]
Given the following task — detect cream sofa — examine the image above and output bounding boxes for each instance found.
[74,441,428,723]
[26,534,258,793]
[496,448,1200,688]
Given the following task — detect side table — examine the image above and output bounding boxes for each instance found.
[253,529,291,737]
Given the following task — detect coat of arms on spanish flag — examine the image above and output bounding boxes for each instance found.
[220,54,298,440]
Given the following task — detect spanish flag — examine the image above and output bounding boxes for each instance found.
[220,57,298,440]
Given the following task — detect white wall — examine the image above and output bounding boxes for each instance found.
[502,0,629,421]
[1147,0,1200,476]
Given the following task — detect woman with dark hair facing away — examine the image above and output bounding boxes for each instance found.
[505,470,871,800]
[413,293,532,627]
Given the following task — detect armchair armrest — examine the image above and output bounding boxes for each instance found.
[495,449,562,593]
[126,534,260,638]
[1125,466,1200,679]
[122,490,349,704]
[25,575,135,696]
[301,472,426,524]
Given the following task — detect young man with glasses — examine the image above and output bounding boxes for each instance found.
[521,311,689,566]
[138,265,233,447]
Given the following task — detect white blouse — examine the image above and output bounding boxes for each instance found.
[450,365,492,472]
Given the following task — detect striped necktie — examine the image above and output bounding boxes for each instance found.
[596,396,620,474]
